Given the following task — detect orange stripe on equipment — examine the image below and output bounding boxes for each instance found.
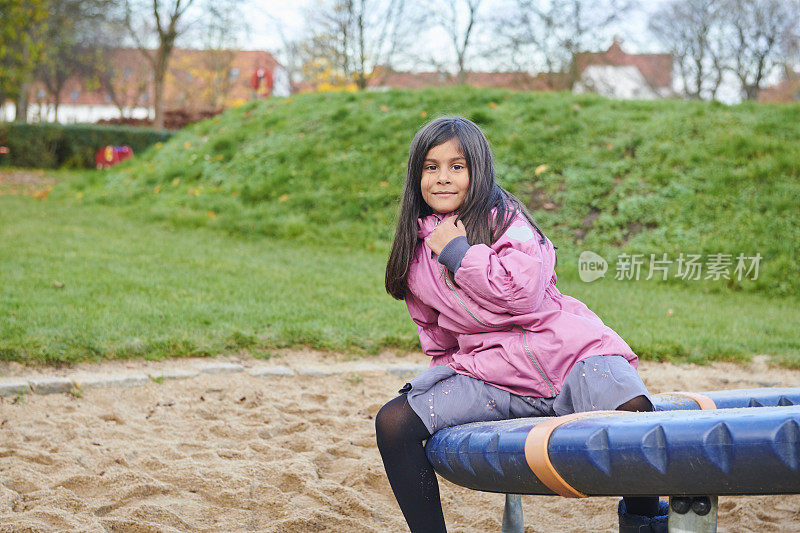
[669,392,717,410]
[524,411,624,498]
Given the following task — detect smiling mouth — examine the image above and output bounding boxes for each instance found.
[433,192,456,195]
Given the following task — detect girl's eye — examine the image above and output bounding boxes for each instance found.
[424,165,437,171]
[452,164,464,171]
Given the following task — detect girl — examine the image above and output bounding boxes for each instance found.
[376,116,668,533]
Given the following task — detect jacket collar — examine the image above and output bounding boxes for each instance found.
[417,211,459,239]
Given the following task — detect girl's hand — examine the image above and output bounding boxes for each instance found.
[425,216,467,255]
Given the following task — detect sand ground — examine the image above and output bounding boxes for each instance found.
[0,350,799,532]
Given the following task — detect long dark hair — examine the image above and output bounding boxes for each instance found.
[385,116,547,300]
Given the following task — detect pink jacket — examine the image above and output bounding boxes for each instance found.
[406,211,638,398]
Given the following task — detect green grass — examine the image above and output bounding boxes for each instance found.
[564,278,800,366]
[0,194,415,364]
[1,191,798,366]
[62,87,800,297]
[3,87,800,366]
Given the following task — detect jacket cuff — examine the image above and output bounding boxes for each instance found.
[438,236,470,273]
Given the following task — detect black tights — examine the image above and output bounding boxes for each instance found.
[375,394,659,533]
[375,395,446,532]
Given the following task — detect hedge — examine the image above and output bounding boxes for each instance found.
[0,122,174,169]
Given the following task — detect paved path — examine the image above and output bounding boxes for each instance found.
[0,358,429,398]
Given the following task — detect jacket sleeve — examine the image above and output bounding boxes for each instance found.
[405,290,459,358]
[453,216,553,315]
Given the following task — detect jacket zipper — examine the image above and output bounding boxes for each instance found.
[437,262,556,397]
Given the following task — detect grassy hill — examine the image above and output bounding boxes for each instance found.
[3,88,800,365]
[65,87,800,297]
[3,193,799,365]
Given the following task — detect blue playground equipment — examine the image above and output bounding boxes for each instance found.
[425,387,800,532]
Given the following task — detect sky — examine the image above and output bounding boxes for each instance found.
[235,0,669,55]
[235,0,312,52]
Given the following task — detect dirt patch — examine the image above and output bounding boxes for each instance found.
[527,184,561,212]
[0,169,57,198]
[621,220,658,244]
[575,207,601,242]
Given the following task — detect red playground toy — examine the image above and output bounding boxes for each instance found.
[95,145,133,169]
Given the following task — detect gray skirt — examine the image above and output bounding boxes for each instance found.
[402,355,651,435]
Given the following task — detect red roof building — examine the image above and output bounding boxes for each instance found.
[365,67,570,91]
[363,42,671,100]
[575,41,672,89]
[3,48,290,124]
[758,75,800,103]
[573,41,673,99]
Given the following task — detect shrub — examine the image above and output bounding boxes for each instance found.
[0,122,173,169]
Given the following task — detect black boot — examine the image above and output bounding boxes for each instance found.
[618,499,669,533]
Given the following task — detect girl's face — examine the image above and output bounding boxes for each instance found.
[420,138,470,215]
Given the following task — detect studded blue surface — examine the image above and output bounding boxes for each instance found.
[425,391,800,497]
[425,417,552,494]
[704,387,800,409]
[549,406,800,496]
[652,388,800,410]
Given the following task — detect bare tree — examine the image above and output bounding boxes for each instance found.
[722,0,800,100]
[176,0,245,109]
[64,10,150,119]
[297,29,350,89]
[33,0,115,122]
[91,47,152,118]
[431,0,483,84]
[300,0,412,90]
[198,53,238,110]
[121,0,200,128]
[273,35,304,90]
[649,0,726,100]
[780,13,800,80]
[254,10,304,89]
[495,0,631,87]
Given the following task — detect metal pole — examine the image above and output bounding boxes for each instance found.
[501,493,523,533]
[668,496,718,533]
